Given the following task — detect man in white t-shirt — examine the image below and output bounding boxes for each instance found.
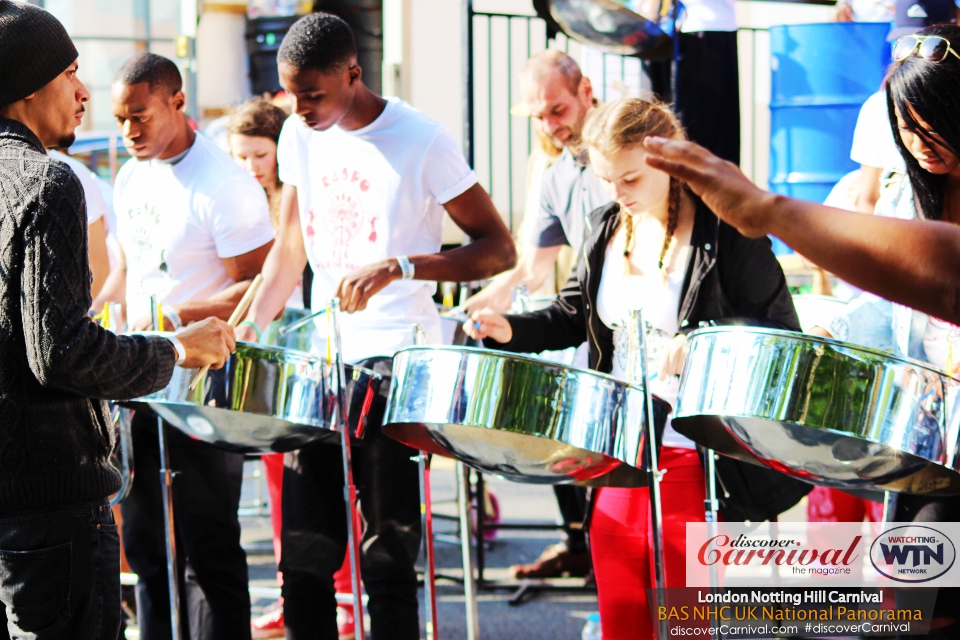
[237,13,515,640]
[95,53,275,640]
[49,150,111,296]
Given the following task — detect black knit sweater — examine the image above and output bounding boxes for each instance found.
[0,118,175,512]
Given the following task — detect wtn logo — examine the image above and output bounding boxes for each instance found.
[870,526,956,583]
[879,542,944,567]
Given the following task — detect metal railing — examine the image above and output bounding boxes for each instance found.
[469,5,778,233]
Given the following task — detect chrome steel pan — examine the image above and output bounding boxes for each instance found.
[382,346,669,487]
[262,307,317,352]
[124,336,379,454]
[674,327,960,495]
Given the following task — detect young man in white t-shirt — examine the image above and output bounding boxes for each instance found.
[49,150,111,297]
[95,53,275,640]
[236,13,516,640]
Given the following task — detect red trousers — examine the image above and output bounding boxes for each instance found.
[806,485,883,523]
[263,452,352,593]
[590,447,706,640]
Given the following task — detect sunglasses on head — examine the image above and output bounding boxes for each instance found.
[893,35,960,63]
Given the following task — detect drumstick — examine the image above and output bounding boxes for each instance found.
[188,274,264,391]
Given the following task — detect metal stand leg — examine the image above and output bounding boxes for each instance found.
[702,448,720,640]
[631,310,668,640]
[151,295,182,640]
[881,491,897,523]
[331,300,366,640]
[413,324,440,640]
[419,453,439,640]
[457,462,479,640]
[158,416,182,640]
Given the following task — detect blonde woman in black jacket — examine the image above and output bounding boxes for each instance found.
[466,98,800,639]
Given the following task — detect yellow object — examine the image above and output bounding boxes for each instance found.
[157,303,165,332]
[175,35,190,59]
[326,305,333,366]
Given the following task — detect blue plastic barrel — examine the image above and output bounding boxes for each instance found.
[769,23,891,205]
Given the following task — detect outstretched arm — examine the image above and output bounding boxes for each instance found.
[642,136,960,323]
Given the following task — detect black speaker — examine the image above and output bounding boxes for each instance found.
[246,15,300,95]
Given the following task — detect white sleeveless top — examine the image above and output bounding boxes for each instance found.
[596,229,696,450]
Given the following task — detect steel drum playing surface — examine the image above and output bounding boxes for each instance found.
[674,327,960,495]
[382,346,668,487]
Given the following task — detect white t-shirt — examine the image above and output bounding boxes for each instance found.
[596,232,696,450]
[849,0,895,23]
[277,99,478,362]
[114,134,275,322]
[50,150,108,226]
[679,0,737,32]
[851,91,905,174]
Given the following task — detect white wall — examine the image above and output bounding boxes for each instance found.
[197,9,252,118]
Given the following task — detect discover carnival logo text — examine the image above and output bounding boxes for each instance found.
[686,523,960,587]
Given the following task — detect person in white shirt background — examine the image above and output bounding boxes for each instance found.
[236,13,516,640]
[49,149,111,297]
[93,53,275,640]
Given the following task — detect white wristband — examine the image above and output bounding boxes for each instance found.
[396,255,415,280]
[164,306,183,330]
[167,335,187,366]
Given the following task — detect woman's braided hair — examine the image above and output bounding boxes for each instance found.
[581,97,687,276]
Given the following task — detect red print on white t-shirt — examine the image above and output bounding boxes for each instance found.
[315,167,375,270]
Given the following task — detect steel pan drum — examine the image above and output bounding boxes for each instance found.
[382,346,669,487]
[262,307,317,352]
[125,335,379,454]
[674,327,960,495]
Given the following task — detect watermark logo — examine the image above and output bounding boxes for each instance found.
[869,526,956,583]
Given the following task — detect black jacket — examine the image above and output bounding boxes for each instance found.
[493,199,801,363]
[488,198,809,522]
[0,118,175,512]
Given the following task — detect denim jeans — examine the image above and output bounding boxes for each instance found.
[0,500,120,640]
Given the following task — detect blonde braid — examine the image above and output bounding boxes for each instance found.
[622,206,634,276]
[658,177,682,273]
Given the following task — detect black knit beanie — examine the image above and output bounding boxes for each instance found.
[0,0,78,107]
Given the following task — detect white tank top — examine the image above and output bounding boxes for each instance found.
[596,228,696,450]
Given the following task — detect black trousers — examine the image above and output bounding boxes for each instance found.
[554,485,588,553]
[121,413,250,640]
[647,30,741,165]
[280,358,422,640]
[0,500,120,640]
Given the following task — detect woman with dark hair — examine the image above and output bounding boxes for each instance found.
[806,23,960,638]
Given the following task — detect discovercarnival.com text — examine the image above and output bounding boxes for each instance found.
[669,622,912,636]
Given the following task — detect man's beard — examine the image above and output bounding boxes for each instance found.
[55,133,76,150]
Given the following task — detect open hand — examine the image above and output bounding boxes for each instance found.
[643,137,777,239]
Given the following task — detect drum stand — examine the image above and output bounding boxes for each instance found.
[413,325,480,640]
[701,448,721,640]
[150,297,184,640]
[629,310,669,640]
[331,300,367,640]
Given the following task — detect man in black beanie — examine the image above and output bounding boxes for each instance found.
[0,2,235,638]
